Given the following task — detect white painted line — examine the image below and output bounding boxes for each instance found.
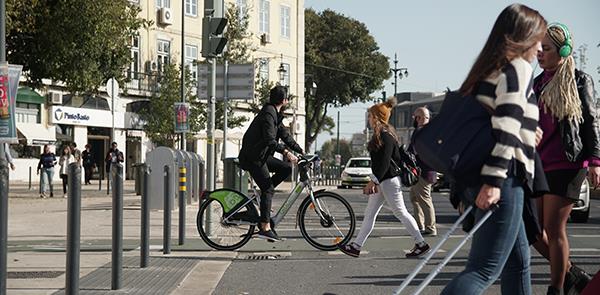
[328,251,369,255]
[569,235,600,238]
[570,248,600,252]
[380,236,411,239]
[252,251,292,257]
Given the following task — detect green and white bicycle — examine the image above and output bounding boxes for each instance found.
[196,155,356,251]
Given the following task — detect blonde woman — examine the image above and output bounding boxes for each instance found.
[533,22,597,294]
[338,98,429,258]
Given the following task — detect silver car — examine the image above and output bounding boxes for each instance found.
[571,179,590,223]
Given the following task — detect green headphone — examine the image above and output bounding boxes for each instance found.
[549,22,572,58]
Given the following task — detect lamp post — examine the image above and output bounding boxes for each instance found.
[277,54,286,86]
[390,53,408,96]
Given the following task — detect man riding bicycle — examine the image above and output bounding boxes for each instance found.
[238,86,304,241]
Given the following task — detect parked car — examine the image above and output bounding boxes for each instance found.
[571,178,590,223]
[339,157,372,189]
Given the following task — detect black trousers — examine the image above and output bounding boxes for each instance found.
[84,165,93,184]
[60,174,68,194]
[243,156,292,224]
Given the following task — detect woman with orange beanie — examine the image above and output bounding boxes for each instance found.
[338,98,430,258]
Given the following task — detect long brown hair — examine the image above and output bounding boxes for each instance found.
[367,111,399,152]
[460,4,546,95]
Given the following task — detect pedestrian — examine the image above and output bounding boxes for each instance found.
[4,143,15,171]
[58,146,75,198]
[441,4,546,295]
[70,142,82,167]
[37,144,57,198]
[409,107,437,236]
[532,22,597,294]
[105,141,124,177]
[238,85,304,241]
[82,144,95,185]
[338,97,430,258]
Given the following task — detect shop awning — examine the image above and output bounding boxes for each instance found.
[17,124,56,145]
[17,87,45,104]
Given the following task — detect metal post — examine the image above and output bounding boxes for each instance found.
[106,169,110,195]
[140,165,150,268]
[28,166,31,190]
[65,163,81,295]
[163,166,171,254]
[221,60,228,161]
[0,1,6,292]
[336,111,340,157]
[140,164,150,268]
[98,170,102,191]
[178,166,186,245]
[111,164,123,290]
[207,58,215,192]
[180,0,186,152]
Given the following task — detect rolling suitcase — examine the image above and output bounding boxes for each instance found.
[394,204,498,295]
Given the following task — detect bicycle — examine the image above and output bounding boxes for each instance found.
[196,155,356,251]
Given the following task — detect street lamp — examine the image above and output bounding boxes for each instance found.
[277,54,286,86]
[390,53,408,96]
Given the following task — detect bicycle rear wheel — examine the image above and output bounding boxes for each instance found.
[298,191,355,251]
[196,198,257,251]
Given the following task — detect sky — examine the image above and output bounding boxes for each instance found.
[304,0,600,152]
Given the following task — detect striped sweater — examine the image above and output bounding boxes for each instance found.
[475,57,537,188]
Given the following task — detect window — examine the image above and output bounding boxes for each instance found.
[15,102,40,124]
[280,5,290,39]
[128,35,140,80]
[236,0,247,17]
[259,0,270,34]
[185,44,198,80]
[157,39,170,72]
[156,0,170,8]
[259,59,269,82]
[281,63,290,86]
[185,0,197,17]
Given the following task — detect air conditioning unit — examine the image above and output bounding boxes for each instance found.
[159,7,173,26]
[145,60,158,73]
[49,92,62,105]
[260,33,270,45]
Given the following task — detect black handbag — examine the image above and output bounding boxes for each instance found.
[391,145,420,187]
[412,91,494,185]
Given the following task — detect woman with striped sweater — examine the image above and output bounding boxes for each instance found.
[442,4,546,295]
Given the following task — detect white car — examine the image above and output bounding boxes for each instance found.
[340,157,372,189]
[571,178,590,223]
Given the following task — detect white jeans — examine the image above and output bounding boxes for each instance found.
[353,176,424,247]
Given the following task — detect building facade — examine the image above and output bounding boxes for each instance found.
[9,0,306,183]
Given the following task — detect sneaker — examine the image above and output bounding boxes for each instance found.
[256,229,281,242]
[405,243,431,258]
[63,194,67,198]
[338,243,360,258]
[40,193,46,199]
[420,230,437,237]
[50,193,54,198]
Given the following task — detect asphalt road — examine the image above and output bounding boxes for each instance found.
[210,187,600,295]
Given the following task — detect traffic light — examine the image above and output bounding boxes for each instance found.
[202,13,228,57]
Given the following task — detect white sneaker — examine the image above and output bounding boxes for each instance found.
[63,194,67,198]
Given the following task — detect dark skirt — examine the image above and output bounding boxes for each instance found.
[544,168,587,201]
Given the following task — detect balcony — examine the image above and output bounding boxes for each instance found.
[124,71,161,97]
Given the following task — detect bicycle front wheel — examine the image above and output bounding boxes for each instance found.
[298,191,355,251]
[196,198,257,251]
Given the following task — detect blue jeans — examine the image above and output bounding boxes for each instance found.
[442,177,531,295]
[41,167,55,195]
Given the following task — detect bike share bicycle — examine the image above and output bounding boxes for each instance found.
[196,154,356,251]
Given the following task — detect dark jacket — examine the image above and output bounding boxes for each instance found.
[105,148,124,173]
[534,69,600,162]
[369,131,402,183]
[37,153,56,170]
[238,104,303,166]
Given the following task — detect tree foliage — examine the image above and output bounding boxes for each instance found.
[6,0,150,94]
[219,3,257,64]
[320,139,355,166]
[304,9,390,151]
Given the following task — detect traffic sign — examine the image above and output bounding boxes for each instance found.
[197,64,254,100]
[106,78,120,99]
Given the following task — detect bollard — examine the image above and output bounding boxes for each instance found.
[65,163,82,295]
[140,165,150,268]
[0,155,8,294]
[163,166,171,254]
[111,164,123,290]
[106,169,110,195]
[39,168,43,194]
[28,166,32,190]
[178,166,186,245]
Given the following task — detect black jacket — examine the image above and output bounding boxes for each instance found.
[238,104,303,166]
[534,69,600,162]
[369,131,402,183]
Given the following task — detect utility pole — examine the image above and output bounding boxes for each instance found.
[390,53,408,96]
[180,0,186,151]
[0,0,8,293]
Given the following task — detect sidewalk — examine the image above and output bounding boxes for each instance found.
[5,180,334,294]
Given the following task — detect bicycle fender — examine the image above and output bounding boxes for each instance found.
[205,188,249,214]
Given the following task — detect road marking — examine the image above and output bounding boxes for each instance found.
[569,235,600,238]
[569,248,600,252]
[328,250,369,255]
[252,251,292,257]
